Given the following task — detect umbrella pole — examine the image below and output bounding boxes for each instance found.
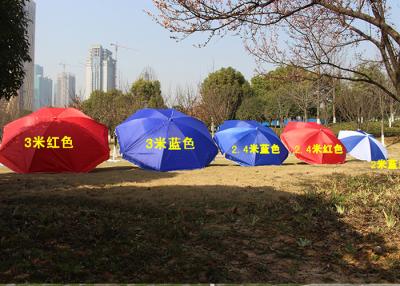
[108,133,120,162]
[112,145,116,161]
[211,117,215,138]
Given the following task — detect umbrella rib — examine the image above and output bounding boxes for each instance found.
[348,136,371,161]
[177,123,204,169]
[157,122,170,171]
[173,117,212,139]
[368,136,387,161]
[216,128,254,154]
[282,129,317,153]
[23,124,49,172]
[39,120,74,172]
[340,135,366,152]
[223,129,257,166]
[121,119,167,152]
[170,117,217,146]
[57,116,107,143]
[293,130,329,164]
[1,121,40,149]
[64,121,110,171]
[158,120,206,170]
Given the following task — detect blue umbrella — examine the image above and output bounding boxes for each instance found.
[338,130,388,161]
[214,120,288,166]
[115,108,217,171]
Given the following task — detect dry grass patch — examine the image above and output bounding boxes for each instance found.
[0,171,399,283]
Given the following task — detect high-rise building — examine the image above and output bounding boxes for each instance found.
[54,73,76,107]
[0,0,35,120]
[34,65,53,110]
[19,0,36,112]
[85,45,116,100]
[102,48,116,92]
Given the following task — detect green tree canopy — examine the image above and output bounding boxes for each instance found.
[199,67,252,126]
[130,78,165,109]
[0,0,31,101]
[336,64,388,128]
[81,90,138,137]
[236,96,265,122]
[250,66,316,121]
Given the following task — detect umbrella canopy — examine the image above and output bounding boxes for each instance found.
[115,108,217,171]
[214,120,288,166]
[0,107,109,173]
[280,122,346,164]
[338,130,387,161]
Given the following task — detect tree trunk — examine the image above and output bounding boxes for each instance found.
[304,108,308,122]
[332,83,336,124]
[316,86,321,124]
[357,109,361,129]
[380,94,385,146]
[389,98,393,128]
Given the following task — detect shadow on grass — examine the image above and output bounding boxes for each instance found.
[91,165,136,172]
[387,136,400,147]
[282,162,309,166]
[209,163,238,167]
[0,179,399,283]
[0,166,177,191]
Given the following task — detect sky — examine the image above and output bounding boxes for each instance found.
[34,0,400,102]
[34,0,261,101]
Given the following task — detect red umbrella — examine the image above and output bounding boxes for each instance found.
[0,107,109,173]
[280,122,346,164]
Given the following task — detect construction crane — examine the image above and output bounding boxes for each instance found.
[110,42,138,89]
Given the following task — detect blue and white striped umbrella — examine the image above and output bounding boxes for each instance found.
[338,130,387,162]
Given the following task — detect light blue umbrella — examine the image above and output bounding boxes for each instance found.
[214,120,288,166]
[338,130,387,161]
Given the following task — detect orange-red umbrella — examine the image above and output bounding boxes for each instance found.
[0,107,109,173]
[280,122,346,164]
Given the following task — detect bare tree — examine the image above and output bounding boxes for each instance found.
[336,82,380,129]
[274,87,294,128]
[291,81,314,122]
[199,86,239,126]
[174,84,199,115]
[150,0,400,102]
